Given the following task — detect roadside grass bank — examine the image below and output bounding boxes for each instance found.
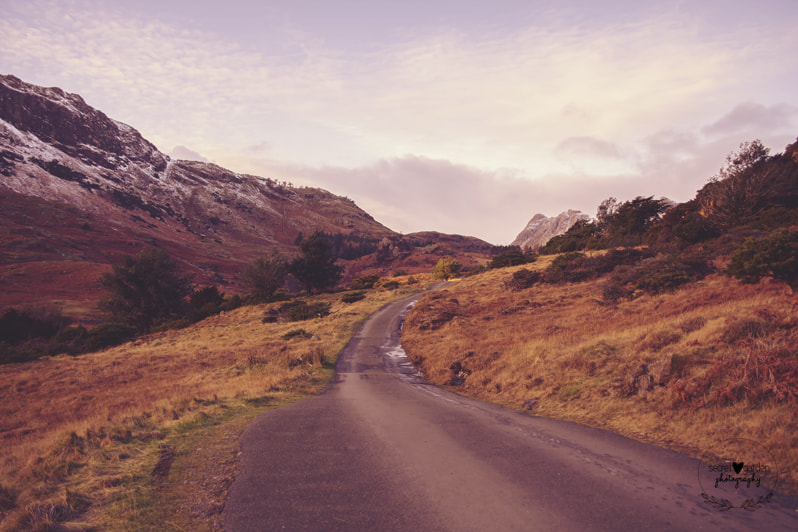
[402,262,798,495]
[0,278,427,531]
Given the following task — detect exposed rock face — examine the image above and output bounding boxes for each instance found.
[510,210,591,249]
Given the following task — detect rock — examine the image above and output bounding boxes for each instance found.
[649,355,673,385]
[511,210,591,249]
[522,398,538,411]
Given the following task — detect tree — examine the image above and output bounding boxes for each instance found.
[603,196,670,246]
[100,247,193,333]
[288,231,343,292]
[596,197,619,228]
[488,248,535,269]
[432,257,461,280]
[698,140,774,228]
[243,252,287,302]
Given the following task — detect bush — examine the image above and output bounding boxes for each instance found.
[726,229,798,290]
[84,323,137,351]
[720,318,772,344]
[350,274,380,290]
[540,220,603,254]
[432,257,461,280]
[279,300,331,321]
[282,329,312,340]
[0,307,67,345]
[341,291,366,303]
[505,269,541,291]
[603,251,713,301]
[488,248,536,269]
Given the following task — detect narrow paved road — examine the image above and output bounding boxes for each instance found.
[223,289,798,531]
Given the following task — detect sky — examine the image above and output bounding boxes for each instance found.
[1,0,797,244]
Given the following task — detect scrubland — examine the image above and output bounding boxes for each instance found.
[402,260,798,494]
[0,281,423,531]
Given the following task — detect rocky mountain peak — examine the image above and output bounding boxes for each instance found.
[511,209,591,249]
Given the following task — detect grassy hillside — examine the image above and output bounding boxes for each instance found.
[403,250,798,495]
[0,279,428,531]
[402,138,798,495]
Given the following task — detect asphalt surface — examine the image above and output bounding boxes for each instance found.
[223,288,798,531]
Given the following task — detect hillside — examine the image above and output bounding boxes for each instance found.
[0,277,430,530]
[403,138,798,495]
[0,74,492,320]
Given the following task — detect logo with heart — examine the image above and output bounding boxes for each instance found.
[697,438,777,512]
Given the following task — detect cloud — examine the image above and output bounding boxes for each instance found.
[554,136,626,172]
[169,146,209,163]
[2,1,796,244]
[234,154,663,244]
[702,102,798,136]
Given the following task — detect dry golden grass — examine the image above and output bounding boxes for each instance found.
[403,262,798,494]
[0,280,426,531]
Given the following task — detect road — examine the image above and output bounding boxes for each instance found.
[223,288,798,531]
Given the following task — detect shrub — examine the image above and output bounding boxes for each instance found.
[679,317,706,334]
[341,291,366,303]
[504,269,541,291]
[84,323,137,351]
[604,251,713,299]
[720,318,772,344]
[350,274,380,290]
[282,329,312,340]
[0,307,67,345]
[726,229,798,290]
[488,248,536,269]
[540,220,603,254]
[381,280,400,290]
[279,300,331,321]
[432,257,461,280]
[639,330,682,351]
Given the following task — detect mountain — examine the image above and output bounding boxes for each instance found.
[510,209,591,249]
[0,74,491,320]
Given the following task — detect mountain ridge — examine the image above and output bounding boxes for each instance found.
[0,74,491,320]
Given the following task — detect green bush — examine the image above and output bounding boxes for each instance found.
[282,329,312,340]
[84,323,137,351]
[540,220,603,254]
[350,274,380,290]
[341,291,366,303]
[488,248,536,269]
[279,300,331,321]
[603,251,713,301]
[726,229,798,290]
[504,269,541,291]
[432,257,461,280]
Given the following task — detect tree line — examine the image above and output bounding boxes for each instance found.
[0,231,346,364]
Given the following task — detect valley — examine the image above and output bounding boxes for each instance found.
[1,72,797,530]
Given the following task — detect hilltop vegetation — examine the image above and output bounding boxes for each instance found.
[403,138,798,493]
